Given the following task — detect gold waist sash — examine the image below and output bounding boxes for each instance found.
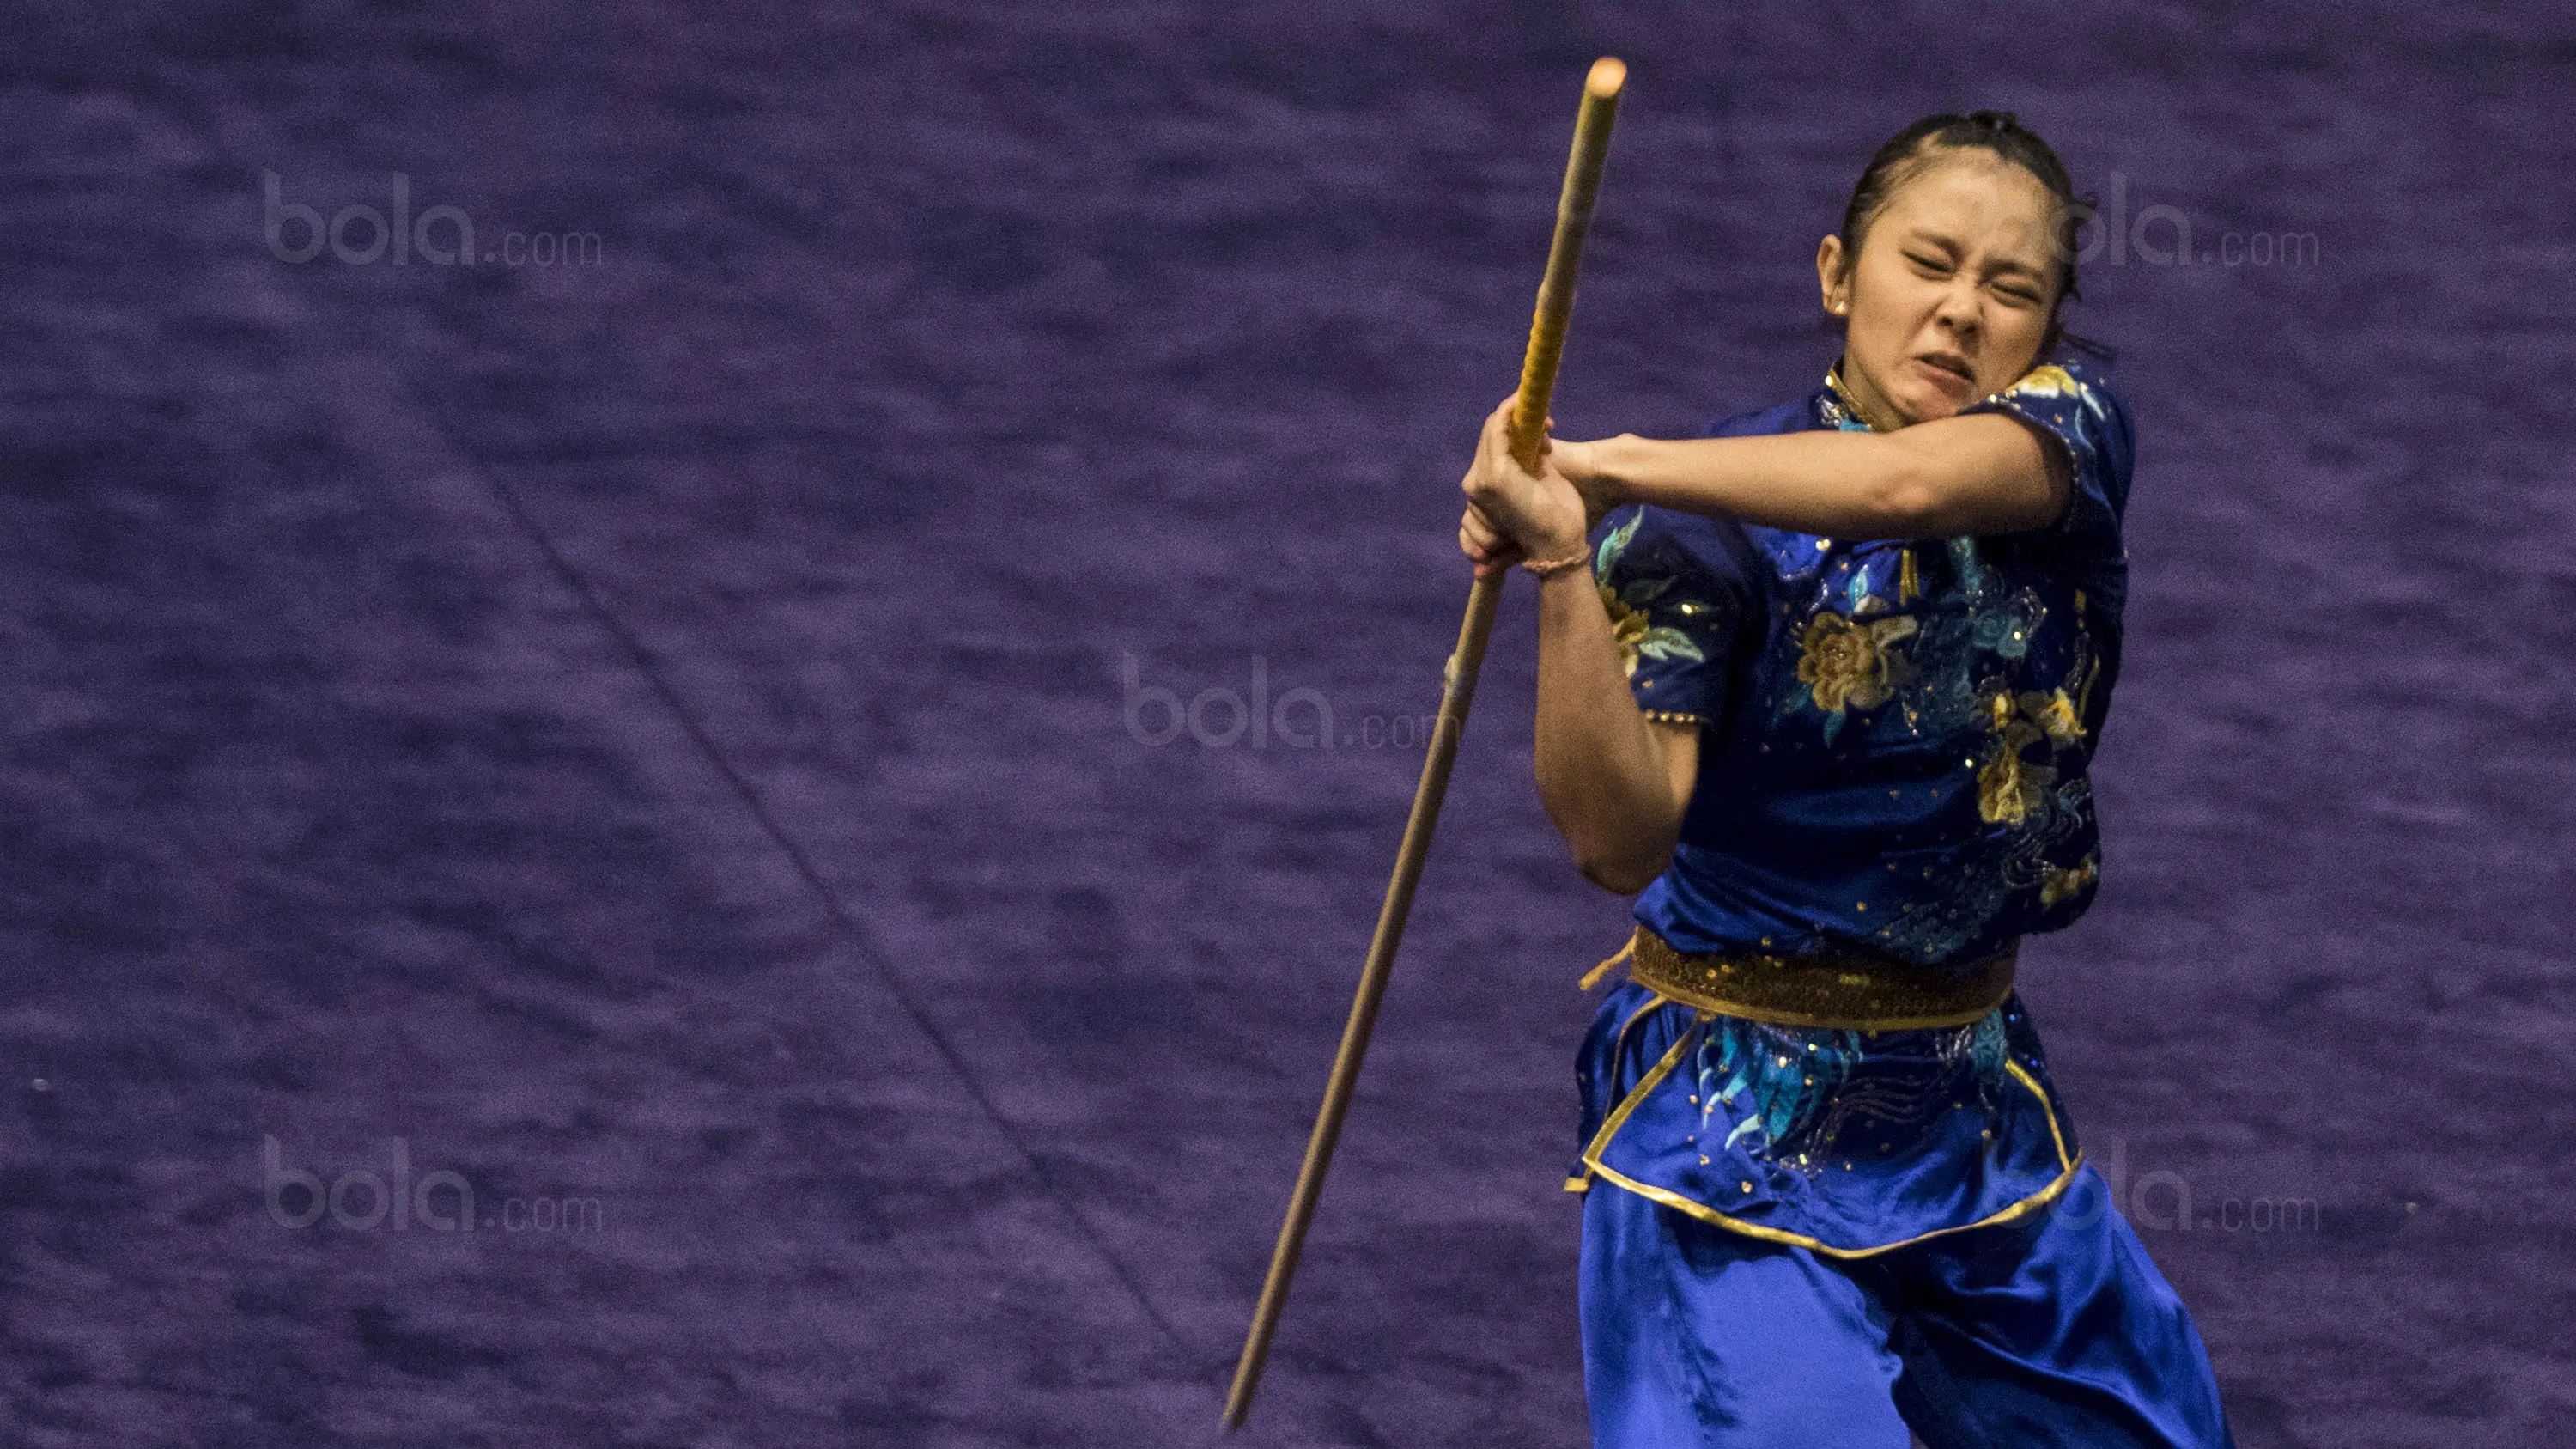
[1614,928,2017,1031]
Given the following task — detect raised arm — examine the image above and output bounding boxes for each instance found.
[1459,399,1698,894]
[1561,411,2072,539]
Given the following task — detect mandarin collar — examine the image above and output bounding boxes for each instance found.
[1820,362,1901,434]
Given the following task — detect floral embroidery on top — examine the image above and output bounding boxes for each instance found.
[1608,359,2132,969]
[1977,709,2056,825]
[1770,527,2071,757]
[1975,686,2094,825]
[2008,363,2080,399]
[2038,855,2099,908]
[1593,512,1710,679]
[2020,687,2084,745]
[1795,600,1918,716]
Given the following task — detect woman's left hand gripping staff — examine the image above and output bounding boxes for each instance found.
[1459,396,1602,578]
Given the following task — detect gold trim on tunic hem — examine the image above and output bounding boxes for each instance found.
[1571,1001,2082,1258]
[1578,1144,2085,1260]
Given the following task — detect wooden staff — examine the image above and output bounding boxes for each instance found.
[1221,55,1626,1433]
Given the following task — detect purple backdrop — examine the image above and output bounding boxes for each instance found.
[3,3,2571,1445]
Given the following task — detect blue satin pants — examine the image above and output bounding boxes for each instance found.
[1577,1164,2236,1447]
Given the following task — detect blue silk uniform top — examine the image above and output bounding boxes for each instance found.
[1569,359,2139,1256]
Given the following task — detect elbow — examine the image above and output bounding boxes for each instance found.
[1573,833,1676,896]
[1542,769,1686,895]
[1577,854,1661,896]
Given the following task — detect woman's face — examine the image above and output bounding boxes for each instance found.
[1815,149,2063,428]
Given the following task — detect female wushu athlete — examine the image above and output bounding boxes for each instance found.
[1458,111,2237,1448]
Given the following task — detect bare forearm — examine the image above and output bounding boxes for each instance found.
[1586,431,1932,538]
[1533,569,1684,892]
[1575,415,2059,539]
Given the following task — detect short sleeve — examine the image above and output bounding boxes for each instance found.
[1959,361,2136,551]
[1589,504,1756,724]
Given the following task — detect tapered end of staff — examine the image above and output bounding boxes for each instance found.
[1221,1332,1271,1433]
[1223,55,1624,1438]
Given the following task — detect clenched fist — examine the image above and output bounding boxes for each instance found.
[1458,396,1606,578]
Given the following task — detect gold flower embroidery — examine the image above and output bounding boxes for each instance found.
[1796,608,1918,713]
[2016,687,2084,746]
[1977,689,2081,825]
[2039,855,2099,908]
[1977,718,2057,825]
[1589,512,1709,680]
[1601,583,1653,675]
[2008,363,2080,399]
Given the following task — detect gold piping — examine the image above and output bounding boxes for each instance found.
[1576,1010,1700,1166]
[1571,1020,2085,1259]
[1564,991,1681,1194]
[2008,1058,2076,1175]
[1577,1152,2084,1260]
[1825,363,1901,435]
